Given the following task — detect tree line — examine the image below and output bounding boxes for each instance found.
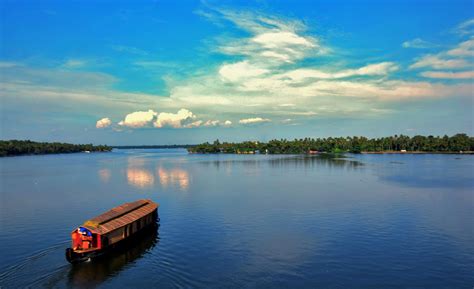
[188,134,474,154]
[0,140,112,157]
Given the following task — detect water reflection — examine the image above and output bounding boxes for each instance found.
[267,155,362,169]
[198,154,363,170]
[98,169,111,183]
[67,224,159,288]
[156,167,190,190]
[375,156,474,189]
[124,156,191,190]
[127,168,155,188]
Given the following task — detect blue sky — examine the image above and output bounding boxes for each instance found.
[1,0,473,145]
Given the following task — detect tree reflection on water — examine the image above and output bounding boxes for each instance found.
[198,154,363,171]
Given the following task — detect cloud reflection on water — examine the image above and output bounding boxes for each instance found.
[157,167,190,190]
[126,157,155,188]
[127,168,155,188]
[98,168,111,183]
[123,156,191,190]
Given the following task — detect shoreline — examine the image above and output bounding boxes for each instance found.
[360,151,474,154]
[188,151,474,155]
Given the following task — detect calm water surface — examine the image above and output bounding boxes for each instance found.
[0,149,473,288]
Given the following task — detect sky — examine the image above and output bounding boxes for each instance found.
[0,0,473,145]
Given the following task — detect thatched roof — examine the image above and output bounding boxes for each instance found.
[81,199,158,235]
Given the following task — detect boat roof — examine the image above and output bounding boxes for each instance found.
[80,199,158,235]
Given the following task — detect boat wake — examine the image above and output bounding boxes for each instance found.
[0,240,69,287]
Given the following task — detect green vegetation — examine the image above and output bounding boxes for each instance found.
[0,140,112,157]
[188,134,474,154]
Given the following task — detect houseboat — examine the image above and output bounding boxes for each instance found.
[66,199,159,263]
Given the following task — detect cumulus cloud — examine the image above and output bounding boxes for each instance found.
[117,109,227,129]
[402,38,436,49]
[420,71,474,79]
[239,117,271,124]
[154,109,196,128]
[96,117,111,128]
[118,110,157,128]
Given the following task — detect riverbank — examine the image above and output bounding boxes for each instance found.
[361,151,474,154]
[188,134,473,154]
[0,140,112,157]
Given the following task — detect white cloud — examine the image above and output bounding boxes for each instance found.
[184,120,203,128]
[239,117,271,124]
[219,61,269,82]
[203,120,220,126]
[96,117,112,128]
[116,109,226,129]
[182,119,232,128]
[453,18,474,35]
[410,23,474,70]
[279,62,398,82]
[3,9,473,131]
[409,54,470,69]
[251,31,315,49]
[355,62,399,75]
[212,10,324,64]
[118,110,157,128]
[260,51,292,62]
[446,38,474,57]
[402,38,436,49]
[154,108,196,128]
[420,71,474,79]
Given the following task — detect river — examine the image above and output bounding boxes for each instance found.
[0,149,473,288]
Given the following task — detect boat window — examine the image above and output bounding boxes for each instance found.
[78,227,92,237]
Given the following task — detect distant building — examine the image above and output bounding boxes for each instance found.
[400,149,407,153]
